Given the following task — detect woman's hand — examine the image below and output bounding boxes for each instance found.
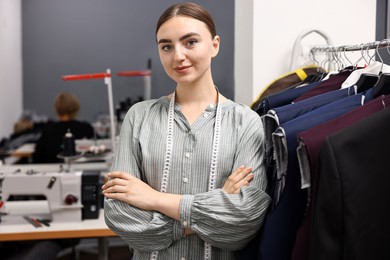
[102,171,182,220]
[222,165,253,194]
[102,171,159,211]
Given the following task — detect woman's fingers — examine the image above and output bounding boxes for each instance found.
[223,166,253,194]
[229,166,252,183]
[107,171,132,180]
[233,172,254,189]
[102,172,133,193]
[230,165,246,178]
[103,182,128,193]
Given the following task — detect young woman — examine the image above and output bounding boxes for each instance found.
[102,2,270,260]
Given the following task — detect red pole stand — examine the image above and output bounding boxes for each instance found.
[62,72,111,81]
[116,70,151,77]
[61,69,116,151]
[116,70,152,100]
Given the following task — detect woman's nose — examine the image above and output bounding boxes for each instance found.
[173,46,186,61]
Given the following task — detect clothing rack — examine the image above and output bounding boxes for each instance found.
[310,38,390,53]
[309,39,390,71]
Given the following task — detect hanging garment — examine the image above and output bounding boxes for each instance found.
[251,65,324,110]
[265,86,355,131]
[309,107,390,260]
[244,39,390,260]
[258,68,354,116]
[340,61,390,88]
[293,69,352,102]
[292,94,390,260]
[263,86,356,204]
[255,81,321,116]
[256,91,372,260]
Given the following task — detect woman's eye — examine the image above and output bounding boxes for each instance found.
[161,45,171,52]
[187,40,197,47]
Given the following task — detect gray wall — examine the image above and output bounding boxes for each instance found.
[22,0,234,122]
[376,0,389,63]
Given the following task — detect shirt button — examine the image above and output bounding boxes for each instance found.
[185,152,190,158]
[183,221,188,227]
[203,113,209,118]
[183,177,188,183]
[209,104,215,109]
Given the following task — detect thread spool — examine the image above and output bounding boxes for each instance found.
[62,130,76,156]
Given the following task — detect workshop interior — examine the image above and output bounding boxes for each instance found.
[0,0,388,260]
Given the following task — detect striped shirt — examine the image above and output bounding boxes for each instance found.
[104,96,271,260]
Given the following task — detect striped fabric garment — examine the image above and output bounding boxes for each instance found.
[104,96,271,260]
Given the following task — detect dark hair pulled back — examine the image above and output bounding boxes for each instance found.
[156,2,217,39]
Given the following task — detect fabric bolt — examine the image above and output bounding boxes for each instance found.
[309,107,390,260]
[292,94,390,260]
[104,97,271,260]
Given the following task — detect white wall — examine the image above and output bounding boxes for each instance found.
[234,0,254,104]
[235,0,377,105]
[0,0,22,139]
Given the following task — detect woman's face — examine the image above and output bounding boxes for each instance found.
[156,16,220,86]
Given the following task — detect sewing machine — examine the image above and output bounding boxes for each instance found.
[0,164,103,223]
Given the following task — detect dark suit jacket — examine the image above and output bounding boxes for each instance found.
[292,94,390,260]
[310,107,390,260]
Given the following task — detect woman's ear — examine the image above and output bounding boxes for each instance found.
[211,35,220,58]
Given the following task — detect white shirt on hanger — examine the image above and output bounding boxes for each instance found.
[341,61,390,88]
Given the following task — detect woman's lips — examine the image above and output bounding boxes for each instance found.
[174,65,192,73]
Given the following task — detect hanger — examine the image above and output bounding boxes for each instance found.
[376,39,386,73]
[342,46,353,67]
[340,46,357,71]
[355,42,384,93]
[325,48,340,71]
[352,43,370,69]
[364,40,390,98]
[355,74,379,93]
[308,48,328,82]
[335,46,347,70]
[365,41,384,68]
[371,72,390,98]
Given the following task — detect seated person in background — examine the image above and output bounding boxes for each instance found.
[13,114,34,135]
[0,112,41,163]
[33,92,94,163]
[8,92,93,259]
